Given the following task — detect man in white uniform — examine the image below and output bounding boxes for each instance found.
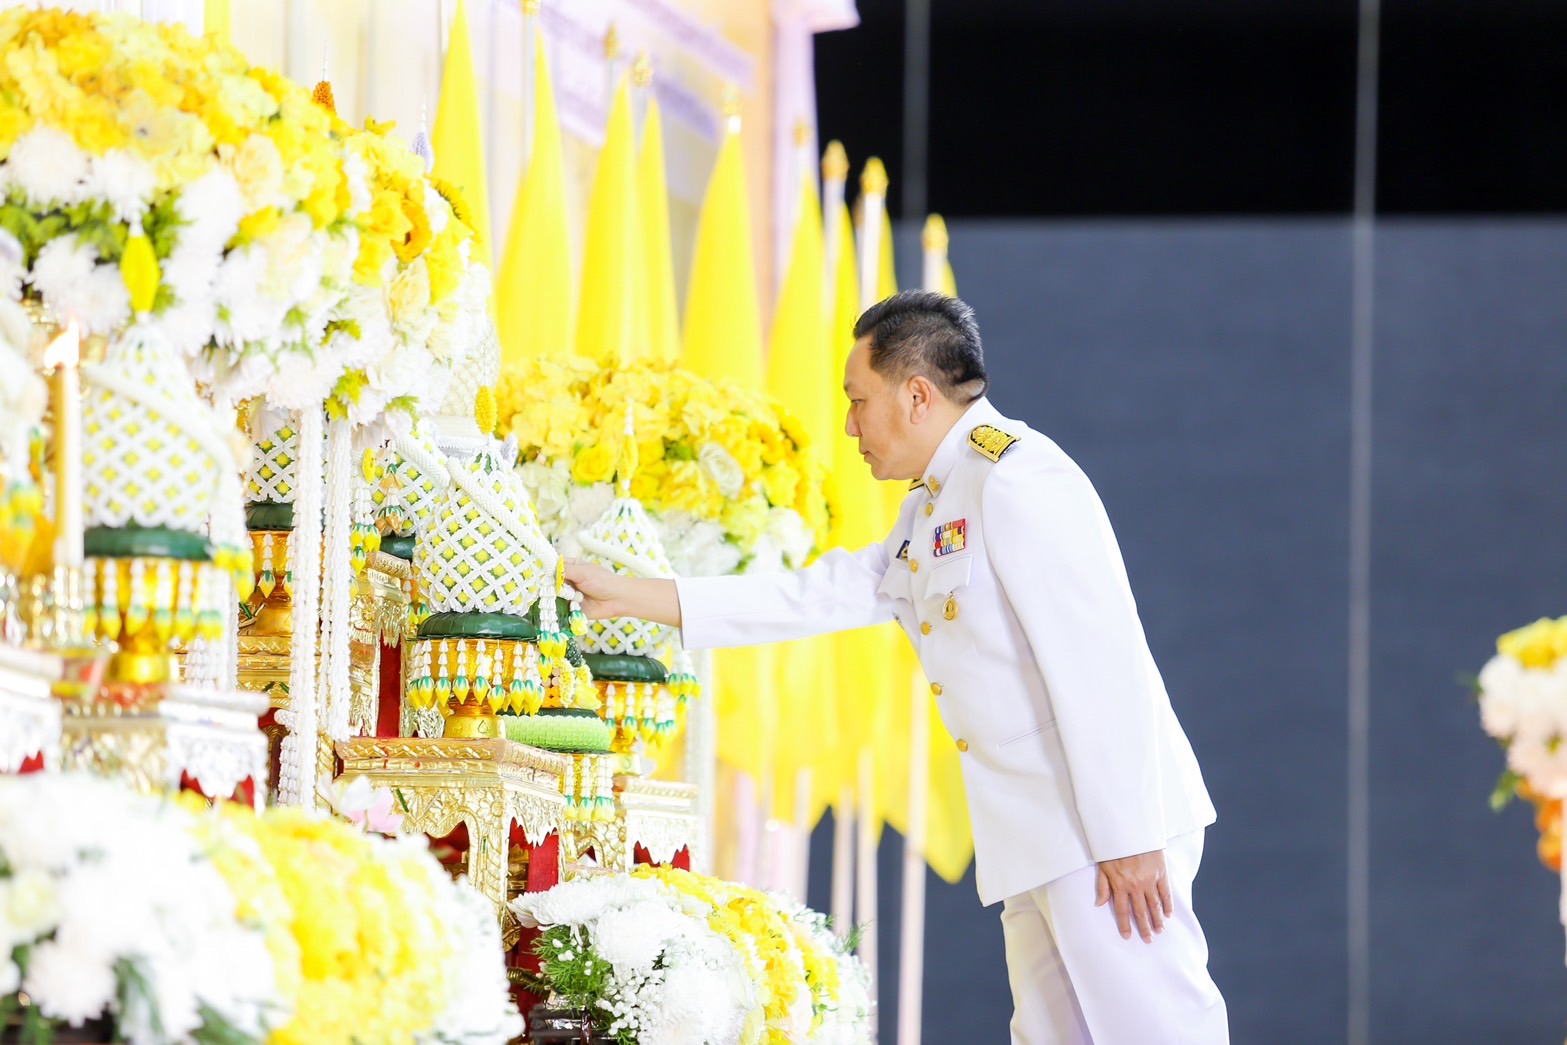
[566,291,1228,1043]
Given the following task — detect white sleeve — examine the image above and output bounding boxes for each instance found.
[675,541,896,650]
[982,456,1167,862]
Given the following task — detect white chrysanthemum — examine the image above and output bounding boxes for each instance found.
[592,901,690,973]
[420,877,523,1045]
[266,350,345,410]
[6,127,90,206]
[0,957,17,995]
[31,235,130,335]
[509,874,667,929]
[741,534,784,575]
[212,245,285,344]
[23,936,117,1025]
[517,459,572,532]
[175,169,245,258]
[85,150,157,223]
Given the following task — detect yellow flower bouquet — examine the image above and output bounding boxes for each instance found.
[497,357,833,577]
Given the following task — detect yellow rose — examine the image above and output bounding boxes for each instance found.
[1498,617,1567,669]
[572,443,615,485]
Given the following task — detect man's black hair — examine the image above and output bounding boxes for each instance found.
[852,290,987,403]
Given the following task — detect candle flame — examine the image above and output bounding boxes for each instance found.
[42,320,79,368]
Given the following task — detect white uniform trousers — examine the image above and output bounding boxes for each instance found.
[1001,829,1228,1044]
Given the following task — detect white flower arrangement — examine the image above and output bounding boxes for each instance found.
[511,874,757,1045]
[0,773,277,1044]
[1477,620,1567,803]
[0,772,524,1045]
[510,871,875,1045]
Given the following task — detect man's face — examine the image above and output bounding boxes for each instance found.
[843,336,915,481]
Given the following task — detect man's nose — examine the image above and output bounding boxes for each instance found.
[844,409,858,438]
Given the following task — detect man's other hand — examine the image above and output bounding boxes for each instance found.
[1094,849,1173,943]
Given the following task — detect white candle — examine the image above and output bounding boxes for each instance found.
[43,321,82,570]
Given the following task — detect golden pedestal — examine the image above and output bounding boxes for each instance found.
[335,736,568,911]
[558,775,700,872]
[57,682,269,806]
[0,644,62,772]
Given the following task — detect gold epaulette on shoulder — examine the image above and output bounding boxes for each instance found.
[969,424,1019,462]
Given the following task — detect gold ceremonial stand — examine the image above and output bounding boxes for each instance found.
[336,736,568,926]
[57,682,269,807]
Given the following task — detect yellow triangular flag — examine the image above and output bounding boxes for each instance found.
[638,90,680,365]
[204,0,230,43]
[681,122,763,388]
[576,76,642,365]
[432,0,492,273]
[765,171,836,826]
[496,28,574,365]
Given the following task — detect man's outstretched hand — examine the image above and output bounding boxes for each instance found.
[1095,849,1173,943]
[563,561,682,628]
[563,561,624,619]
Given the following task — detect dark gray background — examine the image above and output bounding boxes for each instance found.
[806,218,1567,1042]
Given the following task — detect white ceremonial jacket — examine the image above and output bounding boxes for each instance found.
[675,397,1216,905]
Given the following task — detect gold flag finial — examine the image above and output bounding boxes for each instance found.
[922,214,949,253]
[632,51,653,87]
[604,23,619,61]
[861,156,889,197]
[522,0,540,13]
[822,140,849,181]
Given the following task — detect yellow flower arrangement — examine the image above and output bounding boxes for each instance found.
[496,356,834,574]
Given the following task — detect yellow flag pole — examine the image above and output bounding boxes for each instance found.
[520,0,539,172]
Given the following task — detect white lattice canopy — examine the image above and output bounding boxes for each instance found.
[578,495,676,657]
[414,453,552,616]
[81,330,244,550]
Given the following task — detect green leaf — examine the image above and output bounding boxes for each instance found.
[1457,671,1483,698]
[1491,768,1523,812]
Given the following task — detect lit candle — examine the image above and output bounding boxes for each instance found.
[43,320,82,570]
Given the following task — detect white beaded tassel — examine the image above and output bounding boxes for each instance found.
[278,407,324,808]
[321,419,354,741]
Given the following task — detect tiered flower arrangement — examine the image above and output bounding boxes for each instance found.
[496,357,832,578]
[510,868,873,1045]
[0,773,522,1045]
[0,8,483,420]
[1476,615,1567,870]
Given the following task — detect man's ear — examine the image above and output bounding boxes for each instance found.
[907,374,937,422]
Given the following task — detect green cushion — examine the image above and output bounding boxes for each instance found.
[417,611,536,640]
[84,525,211,561]
[379,533,415,561]
[502,708,612,754]
[583,654,668,684]
[245,501,294,531]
